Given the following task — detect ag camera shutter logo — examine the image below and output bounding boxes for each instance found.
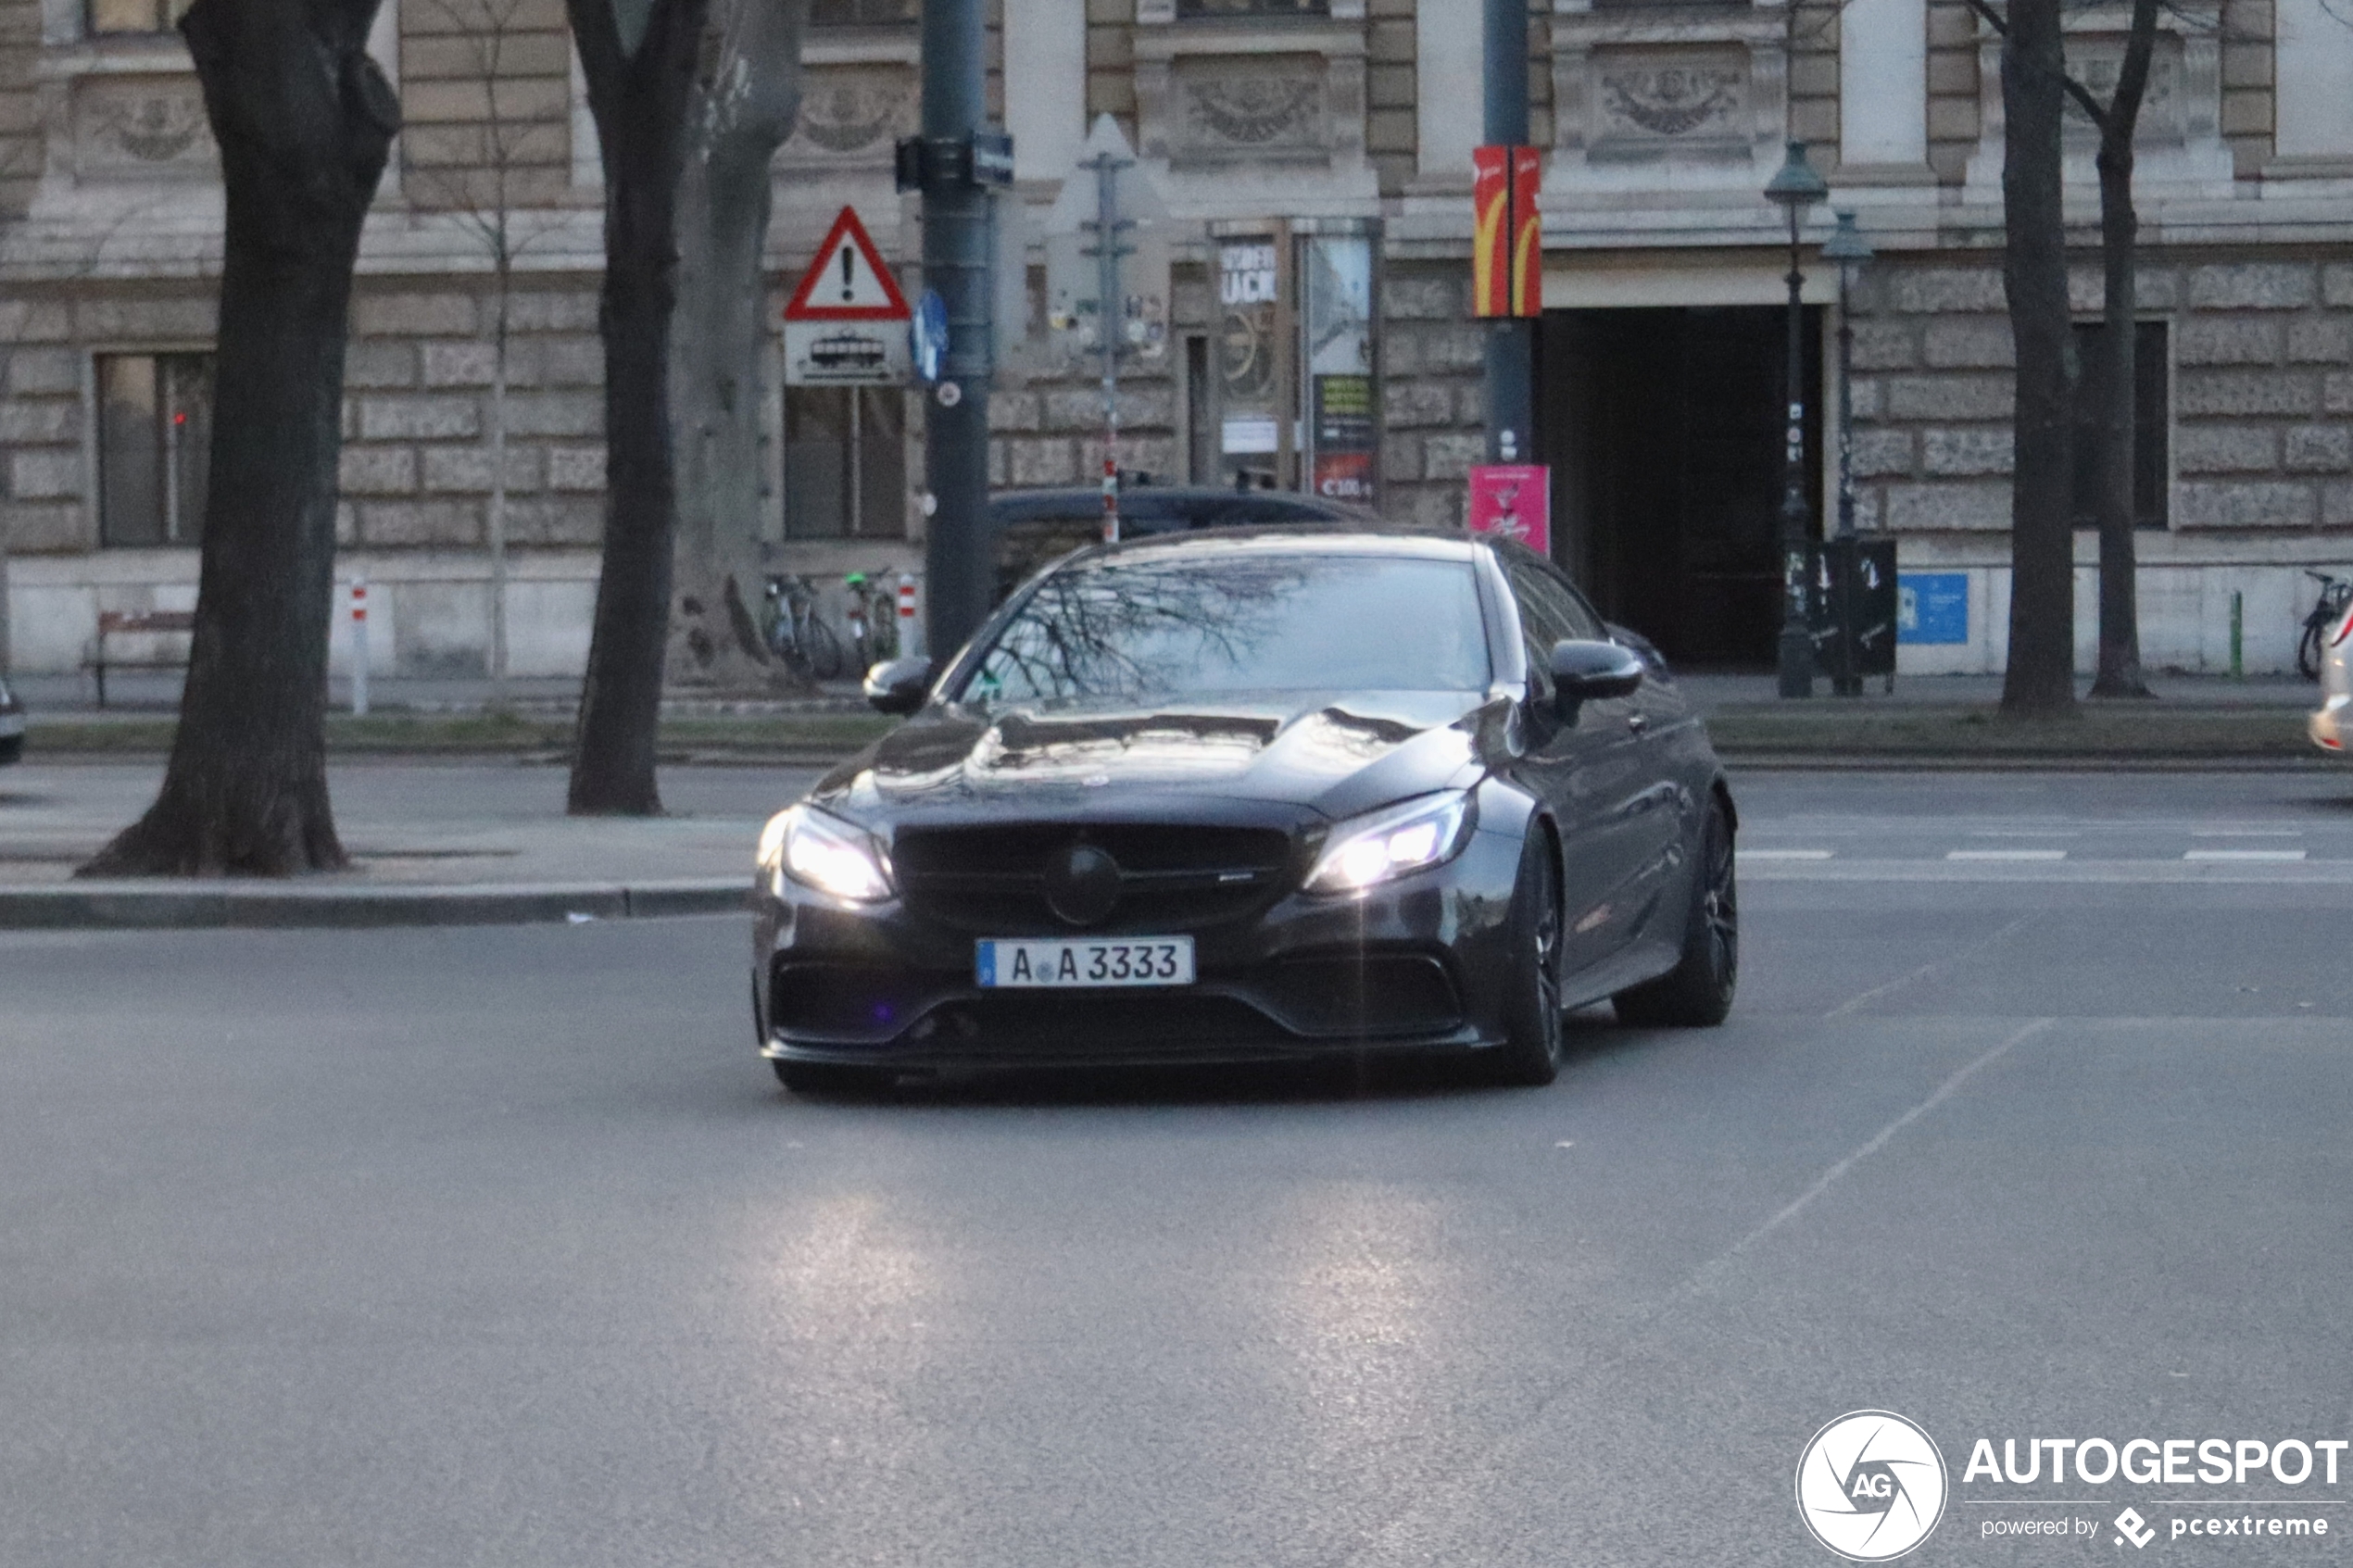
[1796,1411,1948,1561]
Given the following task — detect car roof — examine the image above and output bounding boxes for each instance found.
[1069,523,1482,568]
[988,485,1381,528]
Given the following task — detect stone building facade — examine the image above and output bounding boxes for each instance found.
[1,0,2349,679]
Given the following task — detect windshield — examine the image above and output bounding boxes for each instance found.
[957,550,1491,707]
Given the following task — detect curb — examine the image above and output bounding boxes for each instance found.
[0,876,752,931]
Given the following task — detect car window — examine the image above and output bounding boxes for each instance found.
[962,552,1492,705]
[1506,560,1604,646]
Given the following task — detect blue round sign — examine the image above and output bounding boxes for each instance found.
[911,290,949,383]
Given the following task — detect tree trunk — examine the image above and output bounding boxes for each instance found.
[564,0,711,815]
[488,246,510,706]
[81,0,396,876]
[666,0,811,693]
[1996,0,2078,720]
[2087,0,2160,700]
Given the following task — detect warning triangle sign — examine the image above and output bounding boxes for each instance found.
[784,207,911,322]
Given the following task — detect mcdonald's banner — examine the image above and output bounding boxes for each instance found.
[1471,145,1543,319]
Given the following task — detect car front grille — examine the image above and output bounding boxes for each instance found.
[892,822,1296,935]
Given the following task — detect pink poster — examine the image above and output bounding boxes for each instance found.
[1466,464,1551,558]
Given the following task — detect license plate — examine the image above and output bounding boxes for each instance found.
[975,936,1195,989]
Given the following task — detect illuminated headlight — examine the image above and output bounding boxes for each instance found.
[757,805,895,902]
[1303,791,1474,896]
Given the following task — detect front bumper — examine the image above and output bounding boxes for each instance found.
[753,826,1527,1073]
[2311,692,2348,755]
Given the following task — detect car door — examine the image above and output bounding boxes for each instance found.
[1502,558,1662,980]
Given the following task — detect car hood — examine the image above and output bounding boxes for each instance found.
[813,690,1507,827]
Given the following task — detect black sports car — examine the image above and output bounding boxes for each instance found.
[752,527,1737,1093]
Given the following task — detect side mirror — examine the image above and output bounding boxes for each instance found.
[1547,639,1643,722]
[862,656,936,716]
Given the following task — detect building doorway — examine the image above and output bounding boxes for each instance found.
[1540,306,1822,670]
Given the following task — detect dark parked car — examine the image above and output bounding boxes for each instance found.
[752,527,1737,1094]
[989,484,1377,600]
[0,675,22,765]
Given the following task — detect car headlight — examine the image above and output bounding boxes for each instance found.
[757,805,895,902]
[1303,790,1474,896]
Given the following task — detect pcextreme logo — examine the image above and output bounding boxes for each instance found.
[1796,1411,1950,1562]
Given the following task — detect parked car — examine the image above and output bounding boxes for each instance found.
[752,525,1737,1095]
[989,483,1378,602]
[0,675,23,765]
[2310,594,2353,754]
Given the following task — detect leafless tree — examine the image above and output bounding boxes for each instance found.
[404,0,569,707]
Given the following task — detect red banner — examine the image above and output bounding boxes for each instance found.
[1474,146,1543,319]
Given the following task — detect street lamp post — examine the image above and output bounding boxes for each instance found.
[1820,209,1875,696]
[1764,141,1828,700]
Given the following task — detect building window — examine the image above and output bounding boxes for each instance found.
[810,0,916,23]
[2070,320,2169,530]
[87,0,192,34]
[98,352,213,548]
[1176,0,1329,15]
[784,387,906,540]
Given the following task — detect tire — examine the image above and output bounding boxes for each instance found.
[803,616,844,682]
[1614,798,1738,1028]
[2299,621,2324,681]
[772,1060,889,1098]
[1485,834,1567,1087]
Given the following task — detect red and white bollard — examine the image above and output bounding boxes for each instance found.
[348,577,370,716]
[897,573,922,659]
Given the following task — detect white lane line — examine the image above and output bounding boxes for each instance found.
[2184,848,2308,861]
[1947,848,2068,861]
[1692,1019,2056,1286]
[1743,848,1834,861]
[1825,911,2040,1020]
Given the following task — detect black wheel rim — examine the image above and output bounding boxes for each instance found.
[1704,820,1738,987]
[1534,859,1563,1062]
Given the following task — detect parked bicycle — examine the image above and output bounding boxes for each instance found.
[2298,569,2353,680]
[762,574,843,681]
[842,570,900,671]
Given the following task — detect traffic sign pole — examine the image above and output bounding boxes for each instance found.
[918,0,996,660]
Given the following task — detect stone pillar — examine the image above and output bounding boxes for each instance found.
[1007,0,1088,182]
[2276,0,2353,161]
[1416,0,1482,184]
[1840,0,1928,170]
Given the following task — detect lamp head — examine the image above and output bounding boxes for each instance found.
[1821,208,1875,265]
[1764,140,1830,213]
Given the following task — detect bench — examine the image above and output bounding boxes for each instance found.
[89,609,195,709]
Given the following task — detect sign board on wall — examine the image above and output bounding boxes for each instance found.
[1897,572,1969,645]
[1215,232,1289,482]
[1467,464,1551,557]
[783,207,912,387]
[1302,231,1378,506]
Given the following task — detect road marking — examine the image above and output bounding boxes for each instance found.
[2184,848,2307,861]
[1825,911,2040,1019]
[1746,859,2353,884]
[1947,848,2068,861]
[2191,828,2301,837]
[1743,847,1833,860]
[1692,1019,2055,1285]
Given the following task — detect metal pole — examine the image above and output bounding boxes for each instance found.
[1776,203,1814,699]
[1831,259,1859,696]
[1483,0,1533,466]
[920,0,993,661]
[1084,150,1134,544]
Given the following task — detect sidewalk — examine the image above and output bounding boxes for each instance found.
[0,759,819,930]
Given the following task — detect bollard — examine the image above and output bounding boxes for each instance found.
[350,578,370,717]
[2230,589,2243,681]
[897,573,922,659]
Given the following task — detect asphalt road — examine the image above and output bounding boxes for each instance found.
[6,769,2353,1567]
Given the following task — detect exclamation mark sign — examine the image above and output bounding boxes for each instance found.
[840,246,855,303]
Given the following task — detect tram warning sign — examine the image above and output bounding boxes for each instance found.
[784,207,912,386]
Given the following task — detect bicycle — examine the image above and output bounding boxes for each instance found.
[762,574,842,681]
[2297,569,2352,680]
[842,570,900,671]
